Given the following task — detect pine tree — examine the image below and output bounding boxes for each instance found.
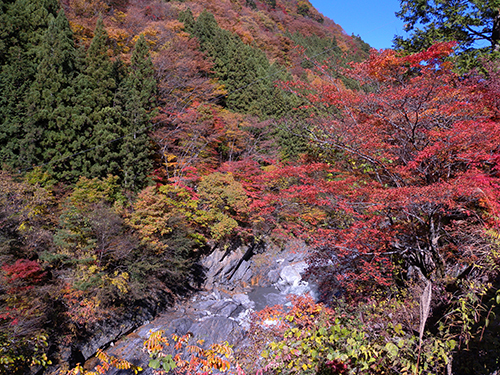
[78,17,123,179]
[394,0,500,70]
[116,35,157,190]
[185,10,294,118]
[178,7,195,33]
[24,10,79,180]
[0,0,60,170]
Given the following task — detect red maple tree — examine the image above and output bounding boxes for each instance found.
[245,43,500,299]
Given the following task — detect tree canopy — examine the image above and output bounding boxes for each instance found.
[394,0,500,68]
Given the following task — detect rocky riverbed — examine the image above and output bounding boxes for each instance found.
[80,240,316,374]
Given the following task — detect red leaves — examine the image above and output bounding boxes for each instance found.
[2,259,46,288]
[275,44,500,300]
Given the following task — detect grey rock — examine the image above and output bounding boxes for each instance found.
[267,268,281,283]
[293,261,308,274]
[280,265,302,286]
[265,293,288,306]
[169,317,194,336]
[232,293,256,310]
[211,300,239,317]
[193,300,217,311]
[189,316,245,347]
[230,259,253,283]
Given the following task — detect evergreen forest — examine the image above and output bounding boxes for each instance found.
[1,0,500,374]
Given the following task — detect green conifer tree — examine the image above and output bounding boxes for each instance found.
[0,0,60,169]
[78,17,123,179]
[24,10,79,180]
[116,35,157,190]
[185,10,294,118]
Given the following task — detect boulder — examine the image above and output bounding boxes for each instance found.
[189,316,245,347]
[211,300,239,317]
[232,293,255,310]
[279,265,302,287]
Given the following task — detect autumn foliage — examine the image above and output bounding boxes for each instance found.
[259,43,500,299]
[1,0,500,372]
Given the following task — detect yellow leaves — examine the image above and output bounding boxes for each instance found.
[110,11,126,24]
[486,228,500,244]
[165,153,177,162]
[65,364,88,374]
[83,350,142,375]
[127,184,203,251]
[70,175,122,207]
[144,330,170,354]
[108,27,132,54]
[66,350,142,375]
[17,221,28,232]
[144,332,235,374]
[95,349,109,362]
[1,171,52,235]
[210,79,228,97]
[162,153,178,170]
[106,271,130,294]
[132,27,159,47]
[301,207,327,226]
[195,172,250,240]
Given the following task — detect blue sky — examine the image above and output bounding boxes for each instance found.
[309,0,407,50]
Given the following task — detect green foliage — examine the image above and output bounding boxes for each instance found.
[263,0,276,9]
[24,10,78,179]
[24,167,57,188]
[245,0,257,10]
[249,296,454,375]
[275,118,311,161]
[181,10,302,118]
[1,9,156,188]
[0,331,51,375]
[0,0,60,170]
[286,30,363,89]
[69,175,125,206]
[117,34,157,191]
[394,0,500,71]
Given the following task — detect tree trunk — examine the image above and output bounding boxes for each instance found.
[493,8,500,52]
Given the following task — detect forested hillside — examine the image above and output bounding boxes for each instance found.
[1,0,500,374]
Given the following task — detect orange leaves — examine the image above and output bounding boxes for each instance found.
[355,42,457,84]
[404,41,457,67]
[144,330,170,354]
[62,289,107,328]
[68,349,141,375]
[65,350,141,375]
[143,331,235,375]
[253,295,333,333]
[362,49,406,82]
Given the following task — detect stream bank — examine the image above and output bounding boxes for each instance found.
[82,239,316,374]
